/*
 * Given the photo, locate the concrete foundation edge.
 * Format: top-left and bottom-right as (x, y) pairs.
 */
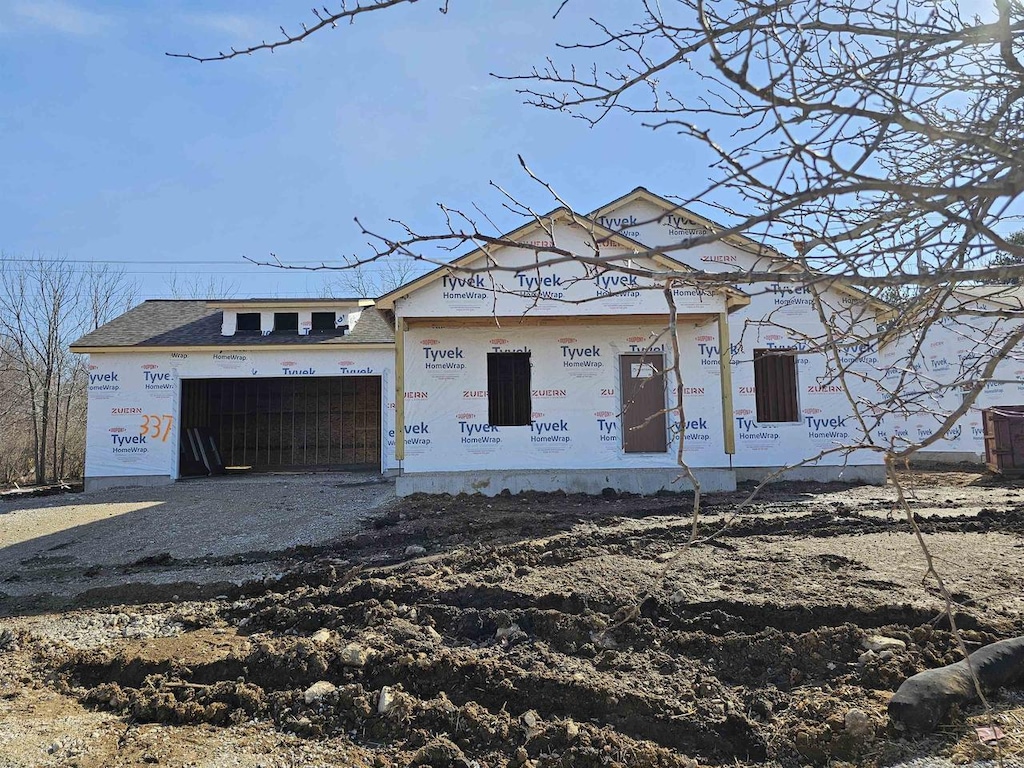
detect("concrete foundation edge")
(734, 465), (887, 485)
(910, 451), (985, 466)
(396, 468), (737, 497)
(84, 475), (174, 492)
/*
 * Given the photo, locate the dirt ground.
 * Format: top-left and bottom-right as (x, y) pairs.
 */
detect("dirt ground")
(2, 467), (1024, 767)
(0, 473), (394, 611)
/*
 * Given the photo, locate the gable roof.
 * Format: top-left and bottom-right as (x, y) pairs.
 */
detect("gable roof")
(591, 186), (781, 260)
(70, 301), (394, 352)
(593, 187), (891, 314)
(375, 206), (750, 311)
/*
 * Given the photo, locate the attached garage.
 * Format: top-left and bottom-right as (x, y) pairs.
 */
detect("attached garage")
(180, 376), (382, 472)
(71, 298), (397, 491)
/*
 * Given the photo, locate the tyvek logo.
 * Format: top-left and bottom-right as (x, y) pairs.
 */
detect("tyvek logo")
(457, 413), (501, 445)
(442, 274), (486, 290)
(530, 417), (570, 444)
(837, 343), (877, 365)
(598, 214), (638, 230)
(388, 421), (431, 447)
(767, 282), (813, 308)
(698, 342), (742, 367)
(594, 272), (639, 294)
(515, 271), (564, 293)
(339, 359), (373, 374)
(671, 417), (711, 444)
(423, 344), (466, 370)
(595, 411), (618, 442)
(562, 343), (602, 369)
(88, 369), (120, 389)
(597, 214), (640, 238)
(805, 415), (849, 437)
(441, 275), (487, 301)
(143, 362), (172, 389)
(281, 361), (315, 375)
(734, 409), (780, 442)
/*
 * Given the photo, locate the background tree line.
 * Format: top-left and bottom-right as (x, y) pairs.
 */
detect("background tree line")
(0, 257), (136, 486)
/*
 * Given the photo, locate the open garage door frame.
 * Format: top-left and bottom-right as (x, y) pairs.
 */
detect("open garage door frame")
(179, 376), (382, 474)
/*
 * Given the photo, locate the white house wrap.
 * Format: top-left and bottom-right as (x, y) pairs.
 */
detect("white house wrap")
(72, 188), (1024, 495)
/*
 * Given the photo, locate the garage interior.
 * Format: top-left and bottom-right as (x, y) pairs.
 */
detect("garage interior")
(179, 377), (382, 474)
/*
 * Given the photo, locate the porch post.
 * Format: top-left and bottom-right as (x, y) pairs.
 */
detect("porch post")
(395, 318), (406, 462)
(717, 312), (736, 455)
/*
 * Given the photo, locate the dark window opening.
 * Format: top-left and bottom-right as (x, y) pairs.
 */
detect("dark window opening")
(236, 312), (261, 332)
(754, 348), (799, 422)
(311, 311), (338, 332)
(273, 312), (299, 332)
(488, 352), (531, 426)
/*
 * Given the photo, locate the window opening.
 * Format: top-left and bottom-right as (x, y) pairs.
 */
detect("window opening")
(311, 312), (337, 332)
(488, 352), (531, 426)
(273, 312), (299, 332)
(236, 313), (261, 332)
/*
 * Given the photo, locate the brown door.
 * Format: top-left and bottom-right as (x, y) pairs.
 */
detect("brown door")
(619, 354), (668, 453)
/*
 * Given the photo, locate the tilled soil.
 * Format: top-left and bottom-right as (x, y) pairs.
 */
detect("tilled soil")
(2, 468), (1024, 767)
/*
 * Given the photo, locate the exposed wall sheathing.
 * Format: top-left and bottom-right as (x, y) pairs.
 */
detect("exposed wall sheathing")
(84, 348), (394, 482)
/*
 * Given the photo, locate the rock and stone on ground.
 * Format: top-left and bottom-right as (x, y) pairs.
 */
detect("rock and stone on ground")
(1, 467), (1024, 766)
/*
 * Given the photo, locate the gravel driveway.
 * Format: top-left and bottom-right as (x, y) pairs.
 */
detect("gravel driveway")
(0, 473), (394, 610)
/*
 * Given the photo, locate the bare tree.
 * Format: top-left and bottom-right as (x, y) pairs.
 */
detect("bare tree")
(164, 272), (238, 299)
(0, 257), (137, 485)
(320, 255), (426, 299)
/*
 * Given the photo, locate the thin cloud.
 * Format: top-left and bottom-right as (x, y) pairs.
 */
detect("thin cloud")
(185, 12), (268, 42)
(7, 0), (112, 36)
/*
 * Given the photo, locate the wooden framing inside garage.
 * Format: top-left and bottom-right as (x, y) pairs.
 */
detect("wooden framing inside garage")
(180, 376), (382, 473)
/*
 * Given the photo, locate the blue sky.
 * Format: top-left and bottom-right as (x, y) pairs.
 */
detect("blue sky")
(0, 0), (1005, 300)
(1, 1), (706, 299)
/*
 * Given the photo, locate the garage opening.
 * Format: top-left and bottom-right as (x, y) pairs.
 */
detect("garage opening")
(179, 377), (381, 475)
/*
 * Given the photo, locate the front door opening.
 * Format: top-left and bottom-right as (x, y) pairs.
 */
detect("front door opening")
(619, 354), (668, 453)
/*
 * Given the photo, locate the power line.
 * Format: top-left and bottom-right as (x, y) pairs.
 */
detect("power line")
(0, 257), (353, 267)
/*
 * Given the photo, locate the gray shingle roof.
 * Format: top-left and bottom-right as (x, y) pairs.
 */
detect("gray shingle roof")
(70, 300), (394, 349)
